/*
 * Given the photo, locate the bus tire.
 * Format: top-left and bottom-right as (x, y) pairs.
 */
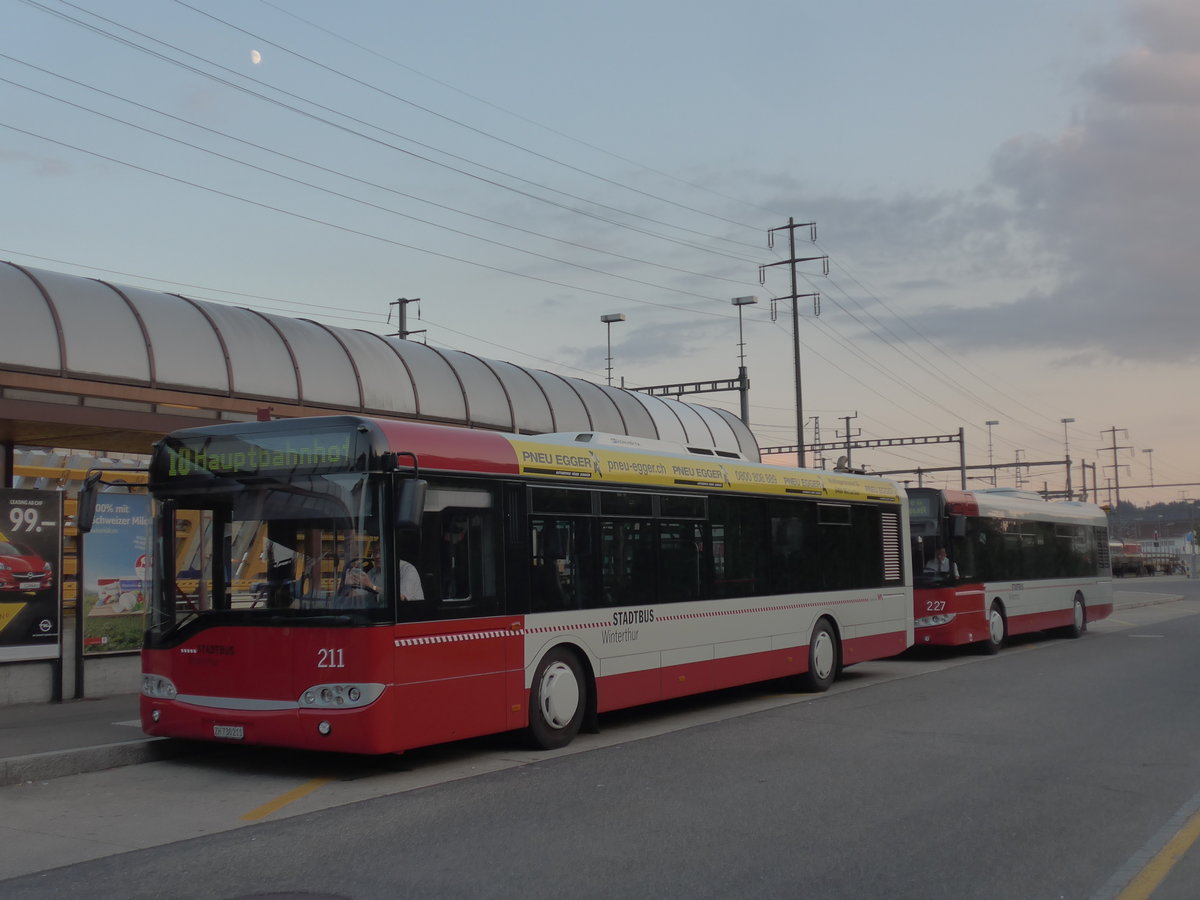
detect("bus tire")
(527, 647), (586, 750)
(1056, 593), (1086, 639)
(979, 601), (1005, 655)
(797, 618), (839, 693)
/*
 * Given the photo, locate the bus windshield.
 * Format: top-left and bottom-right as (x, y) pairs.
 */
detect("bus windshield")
(908, 490), (955, 585)
(152, 471), (389, 635)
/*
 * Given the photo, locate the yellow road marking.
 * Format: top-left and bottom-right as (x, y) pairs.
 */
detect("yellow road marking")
(1115, 806), (1200, 900)
(240, 777), (334, 822)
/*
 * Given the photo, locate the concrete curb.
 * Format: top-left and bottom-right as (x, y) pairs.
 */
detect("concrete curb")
(1115, 593), (1184, 610)
(0, 737), (192, 787)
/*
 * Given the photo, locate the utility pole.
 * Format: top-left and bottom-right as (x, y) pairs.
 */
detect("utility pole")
(957, 427), (967, 489)
(985, 420), (1000, 487)
(759, 219), (828, 468)
(1102, 426), (1133, 528)
(389, 297), (426, 341)
(838, 412), (860, 469)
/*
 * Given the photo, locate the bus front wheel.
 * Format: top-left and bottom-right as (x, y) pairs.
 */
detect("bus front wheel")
(527, 647), (586, 750)
(797, 618), (839, 693)
(979, 601), (1005, 655)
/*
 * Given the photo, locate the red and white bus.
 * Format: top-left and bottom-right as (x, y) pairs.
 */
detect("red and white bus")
(128, 415), (912, 754)
(908, 487), (1113, 652)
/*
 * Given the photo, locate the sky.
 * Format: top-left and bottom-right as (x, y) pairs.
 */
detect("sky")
(2, 0), (1197, 515)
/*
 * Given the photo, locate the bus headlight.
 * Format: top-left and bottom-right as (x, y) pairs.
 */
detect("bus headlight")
(914, 613), (956, 628)
(142, 674), (178, 699)
(298, 683), (385, 709)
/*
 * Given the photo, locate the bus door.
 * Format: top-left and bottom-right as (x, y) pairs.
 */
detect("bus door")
(390, 484), (517, 748)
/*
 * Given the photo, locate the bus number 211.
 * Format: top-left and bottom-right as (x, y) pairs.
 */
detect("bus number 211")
(317, 648), (346, 668)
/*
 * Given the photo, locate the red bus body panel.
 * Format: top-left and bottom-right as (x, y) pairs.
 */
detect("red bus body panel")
(142, 616), (524, 755)
(915, 582), (1115, 648)
(913, 585), (989, 646)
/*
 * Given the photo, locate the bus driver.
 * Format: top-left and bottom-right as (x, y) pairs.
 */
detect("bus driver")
(345, 546), (425, 602)
(925, 547), (959, 578)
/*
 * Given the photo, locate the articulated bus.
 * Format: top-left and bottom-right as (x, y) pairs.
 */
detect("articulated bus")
(908, 487), (1113, 653)
(132, 415), (912, 754)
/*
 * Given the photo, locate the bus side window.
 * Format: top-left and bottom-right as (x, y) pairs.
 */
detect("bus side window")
(600, 519), (655, 606)
(659, 521), (703, 603)
(416, 506), (500, 614)
(530, 518), (594, 611)
(530, 519), (566, 611)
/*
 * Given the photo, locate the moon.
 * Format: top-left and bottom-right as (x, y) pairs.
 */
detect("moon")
(250, 49), (262, 65)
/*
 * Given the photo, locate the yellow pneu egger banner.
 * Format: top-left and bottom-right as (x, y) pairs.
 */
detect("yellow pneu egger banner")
(507, 439), (901, 504)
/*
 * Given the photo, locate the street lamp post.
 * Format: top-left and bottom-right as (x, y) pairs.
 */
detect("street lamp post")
(986, 420), (1000, 486)
(731, 296), (757, 425)
(600, 313), (625, 386)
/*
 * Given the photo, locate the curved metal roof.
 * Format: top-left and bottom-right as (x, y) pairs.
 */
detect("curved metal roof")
(0, 261), (760, 461)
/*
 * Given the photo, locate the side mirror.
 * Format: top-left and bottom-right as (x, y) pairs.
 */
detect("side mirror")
(76, 470), (104, 534)
(396, 479), (427, 529)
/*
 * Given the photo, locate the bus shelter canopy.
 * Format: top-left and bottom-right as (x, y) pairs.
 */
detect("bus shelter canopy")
(0, 261), (759, 461)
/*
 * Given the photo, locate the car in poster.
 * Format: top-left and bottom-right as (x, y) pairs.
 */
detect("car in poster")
(0, 531), (53, 593)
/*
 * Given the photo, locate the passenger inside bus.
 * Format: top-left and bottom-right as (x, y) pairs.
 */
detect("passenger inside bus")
(440, 517), (469, 599)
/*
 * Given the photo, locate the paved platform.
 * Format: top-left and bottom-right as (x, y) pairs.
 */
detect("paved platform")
(0, 587), (1187, 786)
(0, 693), (190, 786)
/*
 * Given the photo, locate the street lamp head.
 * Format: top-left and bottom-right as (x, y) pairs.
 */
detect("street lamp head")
(986, 420), (1000, 427)
(1061, 417), (1075, 425)
(600, 313), (626, 324)
(731, 296), (758, 307)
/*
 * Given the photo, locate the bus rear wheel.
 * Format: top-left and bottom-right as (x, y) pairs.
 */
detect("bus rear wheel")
(797, 618), (839, 693)
(979, 602), (1005, 655)
(527, 647), (586, 750)
(1055, 594), (1086, 639)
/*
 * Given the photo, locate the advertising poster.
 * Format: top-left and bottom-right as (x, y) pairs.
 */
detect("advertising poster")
(0, 488), (63, 662)
(82, 493), (152, 656)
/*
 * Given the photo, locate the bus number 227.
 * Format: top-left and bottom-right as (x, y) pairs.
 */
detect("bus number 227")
(317, 648), (346, 668)
(925, 600), (946, 612)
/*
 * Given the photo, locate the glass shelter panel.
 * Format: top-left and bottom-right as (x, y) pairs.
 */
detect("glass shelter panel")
(122, 286), (229, 392)
(200, 303), (299, 399)
(262, 315), (361, 407)
(38, 269), (151, 381)
(489, 360), (555, 434)
(0, 264), (64, 370)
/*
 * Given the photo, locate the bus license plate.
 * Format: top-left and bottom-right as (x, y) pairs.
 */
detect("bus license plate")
(213, 724), (244, 740)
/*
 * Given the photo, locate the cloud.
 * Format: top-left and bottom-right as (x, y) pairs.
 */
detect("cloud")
(857, 0), (1200, 364)
(0, 150), (69, 177)
(566, 315), (729, 377)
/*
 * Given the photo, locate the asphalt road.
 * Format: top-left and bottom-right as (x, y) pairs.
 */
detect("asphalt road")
(2, 583), (1199, 900)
